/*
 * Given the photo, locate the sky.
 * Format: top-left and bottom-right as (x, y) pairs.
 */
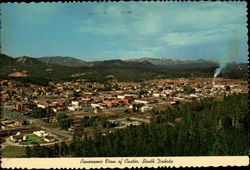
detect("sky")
(0, 2), (248, 62)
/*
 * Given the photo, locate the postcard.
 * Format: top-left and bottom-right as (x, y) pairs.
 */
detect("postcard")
(0, 1), (248, 169)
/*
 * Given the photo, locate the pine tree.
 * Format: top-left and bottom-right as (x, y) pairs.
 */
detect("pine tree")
(25, 146), (32, 157)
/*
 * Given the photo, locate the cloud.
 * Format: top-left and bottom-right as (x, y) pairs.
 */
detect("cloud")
(100, 46), (163, 60)
(77, 2), (246, 39)
(77, 3), (166, 36)
(1, 2), (247, 62)
(165, 2), (247, 31)
(161, 27), (237, 46)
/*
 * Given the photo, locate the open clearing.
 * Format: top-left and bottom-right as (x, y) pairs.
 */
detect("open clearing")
(19, 134), (44, 145)
(1, 145), (26, 158)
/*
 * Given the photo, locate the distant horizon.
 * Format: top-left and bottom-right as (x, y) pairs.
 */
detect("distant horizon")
(1, 2), (248, 62)
(2, 52), (248, 64)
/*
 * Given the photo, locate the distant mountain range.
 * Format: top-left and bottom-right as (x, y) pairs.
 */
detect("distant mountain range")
(36, 56), (219, 69)
(125, 58), (219, 69)
(0, 53), (81, 79)
(0, 54), (47, 67)
(1, 54), (222, 69)
(37, 56), (90, 67)
(0, 53), (247, 81)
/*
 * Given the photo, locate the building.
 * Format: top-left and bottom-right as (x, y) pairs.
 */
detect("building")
(33, 130), (46, 137)
(43, 135), (56, 142)
(1, 120), (24, 129)
(140, 105), (153, 113)
(91, 103), (106, 109)
(81, 97), (93, 103)
(152, 93), (161, 98)
(117, 95), (125, 99)
(134, 99), (151, 105)
(68, 105), (81, 111)
(71, 101), (79, 106)
(9, 132), (26, 143)
(128, 117), (151, 123)
(103, 100), (113, 107)
(37, 103), (48, 109)
(213, 84), (225, 90)
(123, 98), (133, 105)
(10, 134), (23, 143)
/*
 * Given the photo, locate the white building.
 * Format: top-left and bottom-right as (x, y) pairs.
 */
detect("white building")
(152, 93), (161, 98)
(68, 105), (80, 111)
(10, 135), (23, 143)
(37, 104), (47, 109)
(33, 130), (46, 137)
(91, 103), (105, 109)
(117, 95), (125, 99)
(44, 135), (56, 142)
(71, 101), (79, 106)
(140, 105), (153, 113)
(134, 99), (150, 104)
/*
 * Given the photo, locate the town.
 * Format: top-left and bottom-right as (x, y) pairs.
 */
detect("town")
(1, 77), (248, 156)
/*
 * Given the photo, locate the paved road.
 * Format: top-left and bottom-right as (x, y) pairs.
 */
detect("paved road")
(40, 126), (72, 141)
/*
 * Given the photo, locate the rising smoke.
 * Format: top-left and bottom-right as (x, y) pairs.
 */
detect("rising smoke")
(213, 29), (240, 78)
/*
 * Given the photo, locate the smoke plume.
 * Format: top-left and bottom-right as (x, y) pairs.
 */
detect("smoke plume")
(213, 29), (239, 78)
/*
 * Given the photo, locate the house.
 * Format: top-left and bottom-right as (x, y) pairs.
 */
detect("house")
(160, 93), (167, 97)
(91, 103), (106, 109)
(68, 105), (81, 111)
(3, 120), (24, 129)
(167, 100), (180, 106)
(43, 135), (56, 142)
(123, 98), (133, 105)
(152, 93), (161, 98)
(134, 99), (151, 105)
(33, 130), (46, 137)
(94, 107), (103, 113)
(37, 103), (48, 109)
(23, 135), (27, 141)
(9, 132), (25, 143)
(117, 95), (125, 99)
(10, 134), (23, 143)
(52, 108), (58, 113)
(128, 117), (151, 123)
(81, 97), (93, 103)
(71, 101), (79, 106)
(52, 105), (66, 112)
(15, 104), (28, 111)
(212, 84), (226, 91)
(68, 124), (81, 133)
(140, 105), (153, 113)
(103, 100), (113, 107)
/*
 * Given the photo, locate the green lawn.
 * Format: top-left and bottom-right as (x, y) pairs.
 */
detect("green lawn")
(19, 134), (44, 145)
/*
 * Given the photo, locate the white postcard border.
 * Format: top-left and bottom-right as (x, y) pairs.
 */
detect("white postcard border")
(1, 156), (249, 169)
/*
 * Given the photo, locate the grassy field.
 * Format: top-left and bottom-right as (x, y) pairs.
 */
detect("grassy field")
(19, 134), (44, 145)
(1, 146), (26, 158)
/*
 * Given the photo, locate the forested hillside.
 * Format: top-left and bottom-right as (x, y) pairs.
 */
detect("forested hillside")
(26, 94), (248, 157)
(1, 53), (248, 82)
